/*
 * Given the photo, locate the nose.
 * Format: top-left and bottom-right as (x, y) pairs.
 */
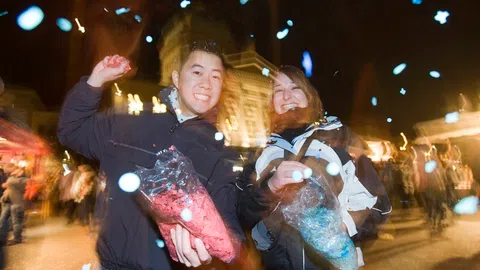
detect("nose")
(200, 76), (212, 90)
(283, 88), (292, 100)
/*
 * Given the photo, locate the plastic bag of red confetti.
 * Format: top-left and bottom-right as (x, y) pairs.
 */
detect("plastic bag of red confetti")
(135, 146), (237, 263)
(106, 56), (131, 70)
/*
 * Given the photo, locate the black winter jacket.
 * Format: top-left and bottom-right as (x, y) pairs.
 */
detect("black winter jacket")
(58, 78), (245, 270)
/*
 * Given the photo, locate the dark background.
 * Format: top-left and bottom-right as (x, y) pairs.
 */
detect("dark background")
(1, 0), (480, 140)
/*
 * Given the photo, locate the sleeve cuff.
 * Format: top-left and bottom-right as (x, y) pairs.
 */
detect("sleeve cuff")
(79, 76), (105, 93)
(258, 176), (282, 201)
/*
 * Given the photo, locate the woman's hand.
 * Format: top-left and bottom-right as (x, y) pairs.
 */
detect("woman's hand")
(267, 161), (311, 193)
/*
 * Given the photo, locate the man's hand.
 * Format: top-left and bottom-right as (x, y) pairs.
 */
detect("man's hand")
(267, 161), (310, 193)
(87, 55), (131, 88)
(170, 224), (212, 267)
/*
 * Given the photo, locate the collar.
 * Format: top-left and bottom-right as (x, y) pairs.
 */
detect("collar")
(158, 86), (197, 123)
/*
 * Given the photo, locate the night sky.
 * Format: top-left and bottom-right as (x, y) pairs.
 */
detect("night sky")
(1, 0), (480, 141)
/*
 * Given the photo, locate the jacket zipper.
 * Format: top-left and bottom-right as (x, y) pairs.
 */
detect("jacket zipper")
(169, 122), (180, 133)
(109, 140), (159, 156)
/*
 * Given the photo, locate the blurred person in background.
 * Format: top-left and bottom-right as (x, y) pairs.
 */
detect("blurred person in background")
(424, 153), (449, 235)
(58, 164), (79, 225)
(0, 169), (6, 200)
(73, 165), (97, 226)
(346, 133), (392, 243)
(0, 166), (28, 245)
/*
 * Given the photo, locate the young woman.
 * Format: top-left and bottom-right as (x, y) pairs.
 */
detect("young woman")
(237, 65), (377, 269)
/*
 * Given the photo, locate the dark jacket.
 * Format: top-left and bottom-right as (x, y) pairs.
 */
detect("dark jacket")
(351, 155), (391, 242)
(4, 176), (27, 208)
(58, 77), (245, 270)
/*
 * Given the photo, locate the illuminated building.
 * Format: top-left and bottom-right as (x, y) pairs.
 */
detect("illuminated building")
(108, 79), (163, 114)
(219, 50), (277, 148)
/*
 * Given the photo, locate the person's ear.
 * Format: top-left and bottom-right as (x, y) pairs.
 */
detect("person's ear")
(172, 70), (180, 89)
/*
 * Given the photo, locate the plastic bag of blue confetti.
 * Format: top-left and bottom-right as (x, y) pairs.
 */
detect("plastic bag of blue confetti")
(281, 174), (358, 270)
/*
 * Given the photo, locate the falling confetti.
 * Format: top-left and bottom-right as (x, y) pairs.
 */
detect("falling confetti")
(134, 14), (142, 23)
(371, 97), (378, 107)
(434, 10), (450, 25)
(287, 20), (293, 26)
(115, 7), (131, 15)
(424, 160), (437, 173)
(262, 67), (270, 77)
(429, 70), (441, 78)
(180, 208), (193, 222)
(17, 5), (44, 31)
(387, 117), (392, 123)
(156, 239), (166, 248)
(0, 11), (8, 17)
(146, 35), (153, 43)
(118, 172), (141, 192)
(56, 18), (72, 32)
(445, 111), (459, 123)
(240, 0), (249, 5)
(180, 0), (191, 8)
(412, 0), (422, 4)
(214, 132), (224, 141)
(326, 162), (340, 176)
(454, 196), (479, 215)
(276, 28), (289, 39)
(303, 167), (313, 178)
(400, 88), (407, 95)
(302, 51), (313, 78)
(393, 63), (407, 75)
(292, 170), (303, 182)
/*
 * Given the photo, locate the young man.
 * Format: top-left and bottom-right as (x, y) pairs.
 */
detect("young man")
(58, 40), (244, 269)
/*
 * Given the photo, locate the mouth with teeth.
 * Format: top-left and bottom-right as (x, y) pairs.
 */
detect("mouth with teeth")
(194, 93), (210, 101)
(283, 103), (297, 111)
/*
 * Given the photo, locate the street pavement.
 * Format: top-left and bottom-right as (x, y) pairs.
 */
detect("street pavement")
(3, 215), (98, 270)
(362, 208), (480, 270)
(3, 208), (480, 270)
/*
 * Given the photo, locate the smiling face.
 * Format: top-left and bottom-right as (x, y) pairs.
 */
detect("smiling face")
(172, 50), (224, 117)
(272, 72), (308, 115)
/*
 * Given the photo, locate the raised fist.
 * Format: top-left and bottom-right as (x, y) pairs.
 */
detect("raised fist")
(87, 55), (131, 88)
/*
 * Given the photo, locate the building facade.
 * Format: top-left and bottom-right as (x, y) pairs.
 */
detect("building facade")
(219, 50), (277, 148)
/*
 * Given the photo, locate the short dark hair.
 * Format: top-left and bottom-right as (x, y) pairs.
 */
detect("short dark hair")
(177, 39), (227, 70)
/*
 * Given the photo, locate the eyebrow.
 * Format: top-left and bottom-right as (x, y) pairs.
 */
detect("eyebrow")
(191, 64), (223, 73)
(191, 64), (204, 69)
